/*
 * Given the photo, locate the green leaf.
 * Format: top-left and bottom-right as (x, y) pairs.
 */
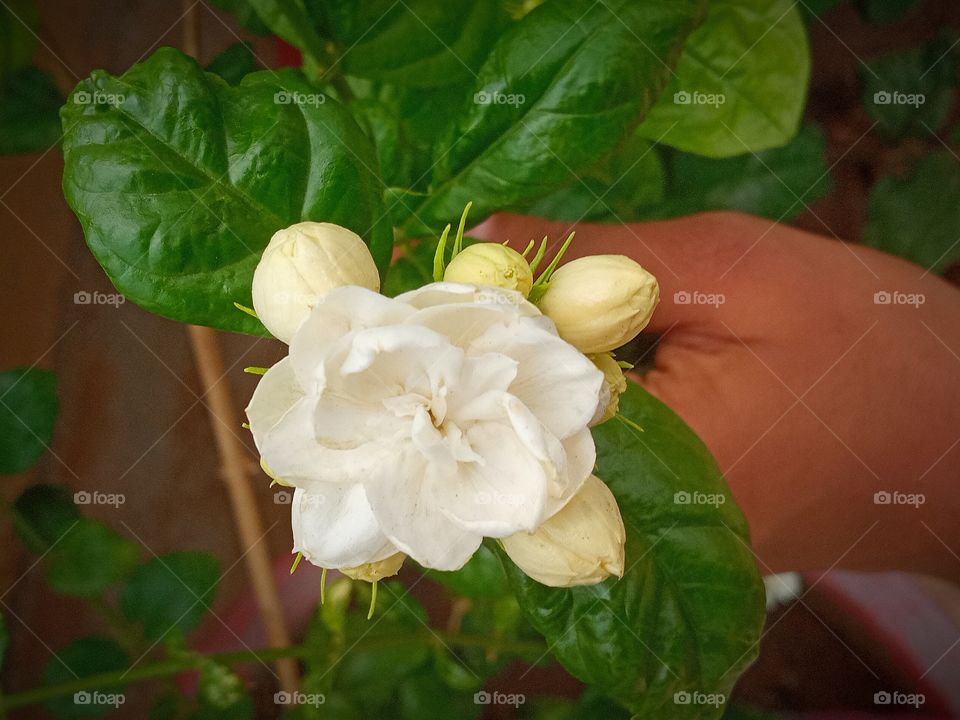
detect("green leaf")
(646, 124), (832, 221)
(120, 551), (220, 640)
(0, 367), (57, 474)
(47, 519), (140, 597)
(12, 484), (79, 552)
(61, 47), (392, 334)
(856, 0), (916, 24)
(41, 637), (128, 719)
(636, 0), (810, 158)
(246, 0), (328, 65)
(428, 543), (509, 598)
(0, 0), (37, 78)
(864, 152), (960, 273)
(206, 41), (258, 86)
(500, 381), (765, 719)
(0, 66), (63, 154)
(860, 36), (957, 140)
(405, 0), (704, 234)
(351, 98), (412, 188)
(396, 671), (481, 720)
(191, 660), (254, 720)
(519, 132), (664, 222)
(315, 0), (508, 88)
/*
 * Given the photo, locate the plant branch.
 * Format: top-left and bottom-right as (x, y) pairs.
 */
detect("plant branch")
(0, 633), (545, 711)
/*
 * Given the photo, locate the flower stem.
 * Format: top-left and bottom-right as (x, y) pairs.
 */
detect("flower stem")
(0, 633), (545, 712)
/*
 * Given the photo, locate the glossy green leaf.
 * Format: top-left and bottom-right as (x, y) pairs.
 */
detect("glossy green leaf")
(428, 543), (509, 598)
(61, 47), (392, 334)
(0, 0), (37, 78)
(47, 519), (140, 597)
(861, 36), (957, 140)
(12, 484), (79, 552)
(405, 0), (704, 234)
(501, 381), (765, 718)
(0, 66), (63, 154)
(41, 637), (128, 719)
(314, 0), (507, 88)
(645, 124), (831, 221)
(520, 133), (664, 222)
(120, 551), (220, 640)
(206, 41), (258, 86)
(637, 0), (810, 158)
(0, 367), (57, 474)
(864, 152), (960, 273)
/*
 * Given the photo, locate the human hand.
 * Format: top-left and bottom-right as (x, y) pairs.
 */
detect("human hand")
(473, 211), (960, 579)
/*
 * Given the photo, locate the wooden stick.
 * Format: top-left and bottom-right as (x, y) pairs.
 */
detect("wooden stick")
(187, 326), (300, 693)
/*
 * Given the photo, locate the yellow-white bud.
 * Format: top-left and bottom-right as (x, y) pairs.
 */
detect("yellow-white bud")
(443, 243), (533, 296)
(537, 255), (658, 353)
(252, 222), (380, 343)
(340, 552), (405, 582)
(502, 475), (625, 587)
(589, 352), (627, 425)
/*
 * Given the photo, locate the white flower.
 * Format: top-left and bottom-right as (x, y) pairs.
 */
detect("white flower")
(247, 282), (603, 572)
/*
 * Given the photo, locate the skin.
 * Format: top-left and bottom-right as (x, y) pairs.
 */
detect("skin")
(473, 211), (960, 581)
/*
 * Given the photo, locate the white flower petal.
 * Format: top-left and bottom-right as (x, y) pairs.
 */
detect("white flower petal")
(245, 357), (303, 439)
(292, 486), (396, 568)
(290, 286), (414, 393)
(437, 415), (550, 536)
(546, 428), (596, 517)
(259, 395), (396, 490)
(471, 319), (603, 439)
(363, 448), (482, 571)
(396, 282), (539, 317)
(336, 325), (463, 405)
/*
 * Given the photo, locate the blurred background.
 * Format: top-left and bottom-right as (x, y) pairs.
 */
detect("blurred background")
(2, 0), (960, 718)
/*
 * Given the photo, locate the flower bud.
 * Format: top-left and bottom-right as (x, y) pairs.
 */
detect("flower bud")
(502, 475), (625, 587)
(588, 352), (626, 425)
(443, 243), (533, 296)
(340, 552), (405, 582)
(537, 255), (658, 353)
(252, 222), (380, 343)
